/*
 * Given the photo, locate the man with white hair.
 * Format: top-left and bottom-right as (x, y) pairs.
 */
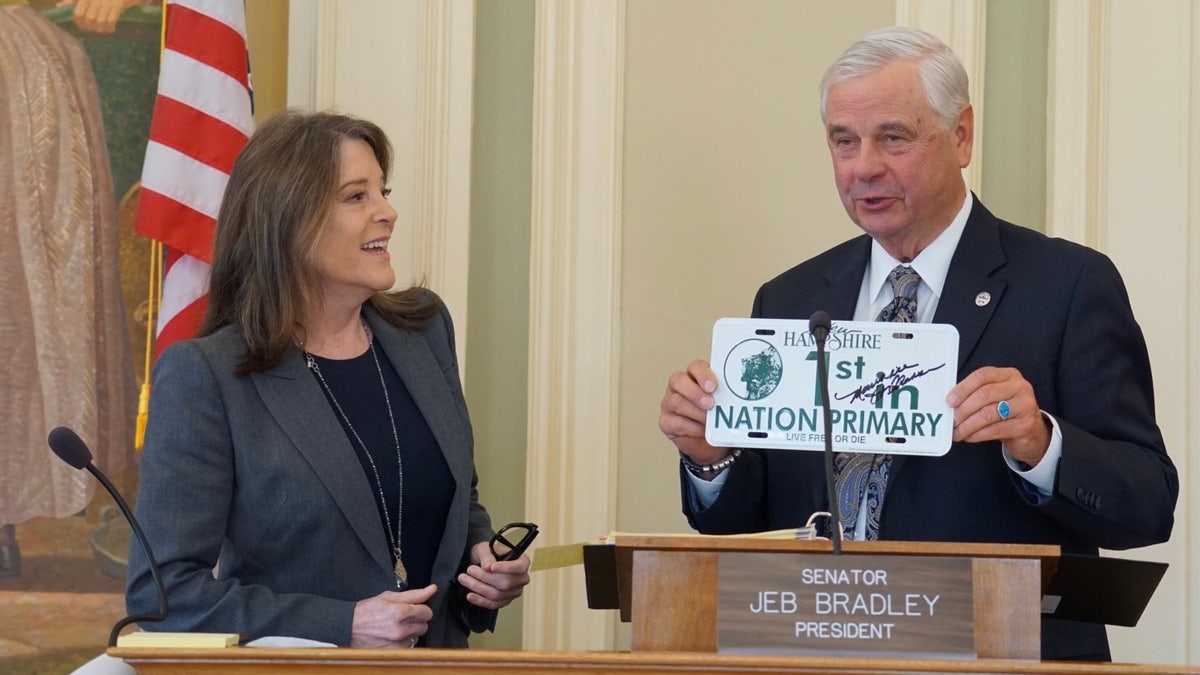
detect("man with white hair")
(659, 26), (1177, 661)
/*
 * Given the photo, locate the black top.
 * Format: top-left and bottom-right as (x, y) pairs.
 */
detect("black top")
(309, 345), (455, 589)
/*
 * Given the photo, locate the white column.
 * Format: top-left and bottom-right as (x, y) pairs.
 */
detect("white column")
(524, 0), (625, 651)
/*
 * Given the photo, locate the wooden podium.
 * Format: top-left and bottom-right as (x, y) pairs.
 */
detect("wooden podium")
(583, 535), (1061, 659)
(108, 535), (1186, 674)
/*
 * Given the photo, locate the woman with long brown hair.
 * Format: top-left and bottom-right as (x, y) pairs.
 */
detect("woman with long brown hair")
(126, 110), (529, 647)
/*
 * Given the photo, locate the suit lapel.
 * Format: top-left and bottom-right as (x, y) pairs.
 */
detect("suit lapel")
(932, 198), (1007, 372)
(887, 199), (1006, 512)
(252, 348), (394, 576)
(820, 236), (872, 320)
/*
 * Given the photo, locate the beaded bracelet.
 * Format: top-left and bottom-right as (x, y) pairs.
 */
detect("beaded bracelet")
(679, 448), (742, 477)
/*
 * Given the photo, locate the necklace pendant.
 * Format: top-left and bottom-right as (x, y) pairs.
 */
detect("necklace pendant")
(393, 552), (408, 587)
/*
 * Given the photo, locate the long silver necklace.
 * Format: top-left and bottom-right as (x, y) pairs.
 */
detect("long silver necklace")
(304, 319), (407, 589)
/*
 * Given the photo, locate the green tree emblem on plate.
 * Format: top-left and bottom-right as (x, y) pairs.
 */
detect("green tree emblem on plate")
(723, 339), (783, 401)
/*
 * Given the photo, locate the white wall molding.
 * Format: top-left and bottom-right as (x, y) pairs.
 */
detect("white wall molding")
(1045, 0), (1197, 665)
(1045, 1), (1107, 247)
(525, 0), (625, 651)
(896, 0), (988, 191)
(285, 0), (338, 111)
(412, 0), (476, 371)
(1186, 6), (1200, 665)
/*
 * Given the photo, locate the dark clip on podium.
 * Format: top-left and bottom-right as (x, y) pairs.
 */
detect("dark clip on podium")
(1041, 552), (1167, 627)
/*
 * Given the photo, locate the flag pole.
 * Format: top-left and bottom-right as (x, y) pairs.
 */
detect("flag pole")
(135, 2), (170, 451)
(135, 241), (161, 450)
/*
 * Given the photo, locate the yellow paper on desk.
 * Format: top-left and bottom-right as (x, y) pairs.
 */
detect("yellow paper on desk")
(530, 542), (585, 571)
(529, 527), (820, 572)
(116, 631), (241, 648)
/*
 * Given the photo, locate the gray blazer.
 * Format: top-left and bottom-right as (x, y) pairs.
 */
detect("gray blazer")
(126, 297), (494, 646)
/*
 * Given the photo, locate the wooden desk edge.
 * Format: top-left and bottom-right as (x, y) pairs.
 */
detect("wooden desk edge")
(108, 647), (1200, 675)
(607, 536), (1060, 559)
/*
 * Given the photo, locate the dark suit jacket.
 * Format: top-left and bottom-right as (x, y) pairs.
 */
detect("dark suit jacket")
(127, 295), (495, 647)
(682, 198), (1178, 660)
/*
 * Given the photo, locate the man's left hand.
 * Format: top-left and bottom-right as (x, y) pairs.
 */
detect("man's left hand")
(947, 366), (1051, 465)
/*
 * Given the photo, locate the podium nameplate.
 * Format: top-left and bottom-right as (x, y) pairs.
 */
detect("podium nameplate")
(718, 552), (975, 657)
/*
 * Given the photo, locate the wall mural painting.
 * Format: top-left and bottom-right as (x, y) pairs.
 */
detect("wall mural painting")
(1, 1), (160, 671)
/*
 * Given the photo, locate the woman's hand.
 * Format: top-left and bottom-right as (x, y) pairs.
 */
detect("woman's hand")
(455, 541), (531, 610)
(350, 584), (436, 647)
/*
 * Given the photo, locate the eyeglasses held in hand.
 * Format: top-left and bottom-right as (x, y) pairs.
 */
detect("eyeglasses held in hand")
(453, 521), (540, 634)
(490, 522), (539, 562)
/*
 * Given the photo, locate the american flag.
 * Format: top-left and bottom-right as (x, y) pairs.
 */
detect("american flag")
(135, 0), (253, 357)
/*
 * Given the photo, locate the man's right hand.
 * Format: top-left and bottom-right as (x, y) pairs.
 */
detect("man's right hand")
(659, 359), (731, 468)
(350, 584), (436, 647)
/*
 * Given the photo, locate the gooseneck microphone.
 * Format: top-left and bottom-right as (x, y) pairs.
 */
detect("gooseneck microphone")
(809, 311), (843, 555)
(47, 426), (168, 646)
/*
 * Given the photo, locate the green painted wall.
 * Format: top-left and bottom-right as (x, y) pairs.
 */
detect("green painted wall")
(465, 0), (534, 649)
(981, 0), (1049, 232)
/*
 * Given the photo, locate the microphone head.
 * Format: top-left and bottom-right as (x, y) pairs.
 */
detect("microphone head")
(48, 426), (93, 470)
(809, 310), (832, 339)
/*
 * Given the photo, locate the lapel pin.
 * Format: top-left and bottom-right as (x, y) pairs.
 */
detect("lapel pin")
(974, 292), (991, 307)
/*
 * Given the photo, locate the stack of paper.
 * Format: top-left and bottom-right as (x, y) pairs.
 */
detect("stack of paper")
(116, 631), (241, 648)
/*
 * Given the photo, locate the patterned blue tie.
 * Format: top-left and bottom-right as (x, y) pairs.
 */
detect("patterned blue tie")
(833, 265), (920, 540)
